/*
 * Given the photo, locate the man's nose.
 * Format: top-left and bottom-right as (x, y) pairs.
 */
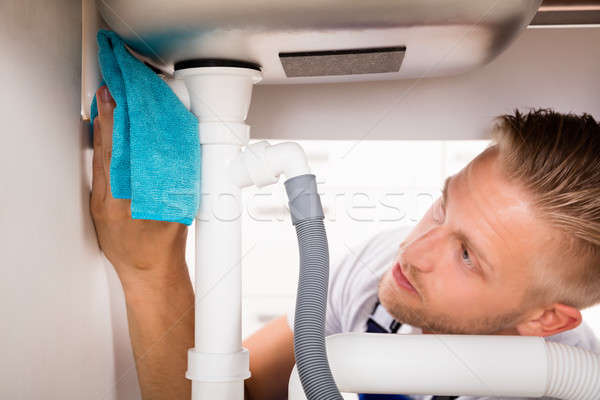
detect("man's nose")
(402, 226), (446, 273)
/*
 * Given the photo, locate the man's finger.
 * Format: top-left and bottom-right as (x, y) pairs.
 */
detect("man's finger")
(94, 85), (131, 214)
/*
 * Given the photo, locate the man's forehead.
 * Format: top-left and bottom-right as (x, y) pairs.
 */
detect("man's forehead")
(464, 146), (533, 221)
(451, 148), (550, 276)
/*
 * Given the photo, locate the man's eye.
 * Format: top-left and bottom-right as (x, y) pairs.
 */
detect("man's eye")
(461, 244), (473, 268)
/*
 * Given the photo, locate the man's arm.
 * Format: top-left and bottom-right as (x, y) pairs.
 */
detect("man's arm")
(91, 86), (194, 399)
(90, 85), (296, 399)
(122, 269), (194, 399)
(243, 316), (296, 400)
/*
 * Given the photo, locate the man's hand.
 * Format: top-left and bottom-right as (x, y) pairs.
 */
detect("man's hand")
(90, 85), (194, 399)
(90, 85), (188, 290)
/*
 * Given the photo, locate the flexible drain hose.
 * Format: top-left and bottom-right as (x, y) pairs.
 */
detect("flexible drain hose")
(546, 341), (600, 399)
(285, 174), (344, 400)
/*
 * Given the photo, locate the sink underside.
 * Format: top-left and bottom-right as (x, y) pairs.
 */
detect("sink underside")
(97, 0), (542, 84)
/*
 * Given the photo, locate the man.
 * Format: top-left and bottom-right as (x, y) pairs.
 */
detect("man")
(91, 85), (600, 400)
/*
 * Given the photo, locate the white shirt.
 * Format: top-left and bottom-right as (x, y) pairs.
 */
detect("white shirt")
(287, 226), (600, 400)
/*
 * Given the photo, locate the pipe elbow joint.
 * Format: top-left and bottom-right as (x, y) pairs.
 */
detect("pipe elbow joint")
(267, 142), (310, 180)
(229, 141), (311, 188)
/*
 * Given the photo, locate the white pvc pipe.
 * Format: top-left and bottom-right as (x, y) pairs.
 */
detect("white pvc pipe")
(165, 77), (190, 110)
(174, 66), (261, 400)
(170, 66), (315, 400)
(288, 333), (600, 400)
(193, 143), (243, 352)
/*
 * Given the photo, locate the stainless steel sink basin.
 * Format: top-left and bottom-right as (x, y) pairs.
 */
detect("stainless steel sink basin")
(97, 0), (542, 84)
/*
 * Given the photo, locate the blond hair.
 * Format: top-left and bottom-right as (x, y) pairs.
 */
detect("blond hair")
(491, 109), (600, 310)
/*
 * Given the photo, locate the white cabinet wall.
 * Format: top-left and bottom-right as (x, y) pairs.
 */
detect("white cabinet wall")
(0, 1), (140, 399)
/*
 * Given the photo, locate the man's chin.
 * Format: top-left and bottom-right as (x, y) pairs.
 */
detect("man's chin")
(378, 275), (427, 329)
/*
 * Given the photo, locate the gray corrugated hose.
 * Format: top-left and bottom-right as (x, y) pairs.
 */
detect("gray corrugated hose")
(285, 174), (344, 400)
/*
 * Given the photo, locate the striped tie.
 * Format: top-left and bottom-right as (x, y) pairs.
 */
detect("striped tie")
(358, 301), (458, 400)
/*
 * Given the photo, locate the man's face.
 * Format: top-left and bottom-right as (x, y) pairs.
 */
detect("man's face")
(378, 146), (561, 334)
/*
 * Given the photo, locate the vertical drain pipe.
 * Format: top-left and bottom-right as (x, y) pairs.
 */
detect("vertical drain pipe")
(174, 61), (262, 400)
(172, 61), (342, 400)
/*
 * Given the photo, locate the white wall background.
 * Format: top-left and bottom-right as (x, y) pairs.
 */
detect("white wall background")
(0, 1), (139, 399)
(248, 27), (600, 141)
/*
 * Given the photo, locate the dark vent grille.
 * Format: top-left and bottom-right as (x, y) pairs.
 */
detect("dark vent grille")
(279, 46), (406, 78)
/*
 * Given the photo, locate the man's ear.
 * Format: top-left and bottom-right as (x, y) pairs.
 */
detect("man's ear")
(515, 303), (582, 337)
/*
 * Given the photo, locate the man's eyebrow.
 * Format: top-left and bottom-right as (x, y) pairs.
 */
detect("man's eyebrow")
(441, 175), (495, 275)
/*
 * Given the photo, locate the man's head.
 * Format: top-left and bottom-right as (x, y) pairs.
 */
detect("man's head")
(378, 109), (600, 336)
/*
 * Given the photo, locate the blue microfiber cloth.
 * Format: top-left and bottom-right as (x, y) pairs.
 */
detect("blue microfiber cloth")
(91, 30), (200, 225)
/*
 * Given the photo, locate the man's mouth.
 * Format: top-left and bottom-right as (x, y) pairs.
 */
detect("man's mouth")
(392, 261), (418, 295)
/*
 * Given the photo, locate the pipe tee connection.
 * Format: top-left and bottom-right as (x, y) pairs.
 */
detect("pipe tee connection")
(229, 141), (311, 188)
